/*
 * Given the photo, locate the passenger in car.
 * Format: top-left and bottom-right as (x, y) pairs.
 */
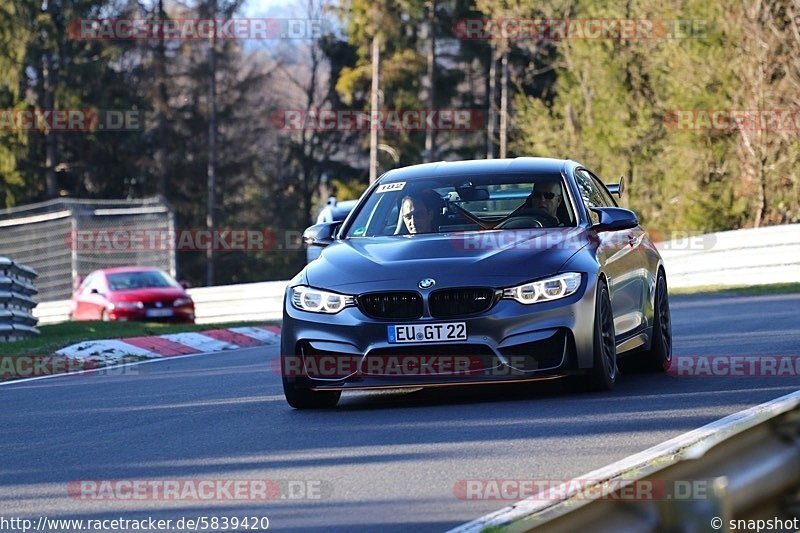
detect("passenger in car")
(398, 190), (442, 234)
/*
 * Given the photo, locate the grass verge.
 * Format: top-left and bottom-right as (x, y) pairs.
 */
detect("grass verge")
(669, 282), (800, 297)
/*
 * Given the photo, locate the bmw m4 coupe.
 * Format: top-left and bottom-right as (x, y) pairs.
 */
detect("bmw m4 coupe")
(281, 158), (672, 408)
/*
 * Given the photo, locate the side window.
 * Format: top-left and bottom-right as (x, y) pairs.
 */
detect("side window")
(80, 273), (95, 294)
(586, 171), (617, 208)
(86, 274), (105, 294)
(574, 169), (608, 224)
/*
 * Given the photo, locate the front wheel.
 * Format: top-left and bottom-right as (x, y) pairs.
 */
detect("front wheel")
(281, 356), (341, 409)
(579, 280), (618, 391)
(641, 271), (672, 372)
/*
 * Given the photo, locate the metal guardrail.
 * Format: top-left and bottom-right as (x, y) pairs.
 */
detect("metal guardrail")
(658, 223), (800, 288)
(33, 280), (288, 325)
(0, 257), (40, 341)
(451, 390), (800, 532)
(31, 224), (800, 324)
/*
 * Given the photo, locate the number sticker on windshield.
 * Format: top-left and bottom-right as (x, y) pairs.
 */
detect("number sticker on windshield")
(376, 182), (405, 193)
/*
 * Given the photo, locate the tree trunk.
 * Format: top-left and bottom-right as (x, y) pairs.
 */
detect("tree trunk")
(369, 34), (380, 182)
(43, 50), (58, 198)
(486, 46), (496, 159)
(206, 0), (218, 286)
(499, 51), (508, 159)
(154, 0), (169, 197)
(424, 0), (436, 162)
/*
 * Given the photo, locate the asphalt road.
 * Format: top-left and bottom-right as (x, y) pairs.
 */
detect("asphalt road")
(1, 292), (799, 532)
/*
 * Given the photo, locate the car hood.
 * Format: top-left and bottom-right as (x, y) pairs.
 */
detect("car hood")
(109, 287), (188, 302)
(305, 228), (589, 291)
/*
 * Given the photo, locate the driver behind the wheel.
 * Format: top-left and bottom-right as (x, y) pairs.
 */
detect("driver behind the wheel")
(524, 181), (564, 223)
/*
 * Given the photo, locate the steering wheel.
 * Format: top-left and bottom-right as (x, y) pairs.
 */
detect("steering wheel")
(495, 208), (559, 229)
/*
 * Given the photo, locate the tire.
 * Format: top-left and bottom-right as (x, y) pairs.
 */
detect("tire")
(581, 280), (618, 391)
(641, 271), (672, 372)
(281, 356), (341, 409)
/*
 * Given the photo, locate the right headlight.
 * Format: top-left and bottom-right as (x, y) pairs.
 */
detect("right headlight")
(290, 286), (355, 314)
(502, 272), (582, 304)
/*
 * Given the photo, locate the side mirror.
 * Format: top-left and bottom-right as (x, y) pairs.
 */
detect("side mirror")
(591, 207), (638, 232)
(303, 222), (340, 248)
(90, 288), (100, 295)
(605, 177), (624, 198)
(179, 280), (191, 290)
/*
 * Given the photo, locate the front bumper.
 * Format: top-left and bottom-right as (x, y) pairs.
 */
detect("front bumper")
(280, 276), (599, 390)
(109, 306), (195, 323)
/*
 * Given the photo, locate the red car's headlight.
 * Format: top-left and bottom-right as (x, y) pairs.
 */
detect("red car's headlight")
(173, 297), (193, 307)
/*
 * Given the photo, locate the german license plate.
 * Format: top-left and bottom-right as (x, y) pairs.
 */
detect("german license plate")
(145, 308), (174, 318)
(388, 322), (467, 343)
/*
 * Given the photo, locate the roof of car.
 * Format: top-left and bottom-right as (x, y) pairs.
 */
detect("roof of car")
(378, 157), (580, 181)
(97, 266), (163, 274)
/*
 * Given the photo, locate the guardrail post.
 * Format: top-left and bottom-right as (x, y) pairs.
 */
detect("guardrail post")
(0, 256), (40, 342)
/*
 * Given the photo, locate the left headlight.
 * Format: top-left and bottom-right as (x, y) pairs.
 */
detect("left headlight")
(290, 286), (355, 314)
(502, 272), (582, 304)
(173, 297), (193, 307)
(113, 301), (144, 310)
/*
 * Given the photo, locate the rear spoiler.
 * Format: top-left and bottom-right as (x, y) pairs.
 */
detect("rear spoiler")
(605, 176), (624, 198)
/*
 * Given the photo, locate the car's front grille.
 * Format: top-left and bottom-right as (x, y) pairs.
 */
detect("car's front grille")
(429, 288), (498, 317)
(358, 292), (423, 320)
(143, 300), (173, 309)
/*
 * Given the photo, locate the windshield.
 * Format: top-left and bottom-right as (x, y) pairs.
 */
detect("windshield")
(107, 270), (179, 291)
(345, 173), (576, 237)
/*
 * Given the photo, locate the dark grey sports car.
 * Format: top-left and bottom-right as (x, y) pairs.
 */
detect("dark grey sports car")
(280, 158), (672, 408)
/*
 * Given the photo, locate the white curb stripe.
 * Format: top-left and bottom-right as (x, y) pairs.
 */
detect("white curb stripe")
(159, 332), (237, 352)
(229, 326), (281, 344)
(56, 339), (157, 359)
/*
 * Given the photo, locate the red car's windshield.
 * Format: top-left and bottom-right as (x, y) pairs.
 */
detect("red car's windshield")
(106, 271), (178, 291)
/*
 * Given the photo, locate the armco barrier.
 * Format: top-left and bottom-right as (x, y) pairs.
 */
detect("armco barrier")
(33, 280), (288, 325)
(658, 223), (800, 288)
(450, 390), (800, 532)
(32, 223), (800, 325)
(0, 257), (40, 341)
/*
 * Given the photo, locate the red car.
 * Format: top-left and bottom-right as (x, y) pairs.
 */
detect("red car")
(70, 267), (195, 323)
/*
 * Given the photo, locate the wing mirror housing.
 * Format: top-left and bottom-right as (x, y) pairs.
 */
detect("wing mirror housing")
(303, 222), (341, 248)
(591, 207), (638, 232)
